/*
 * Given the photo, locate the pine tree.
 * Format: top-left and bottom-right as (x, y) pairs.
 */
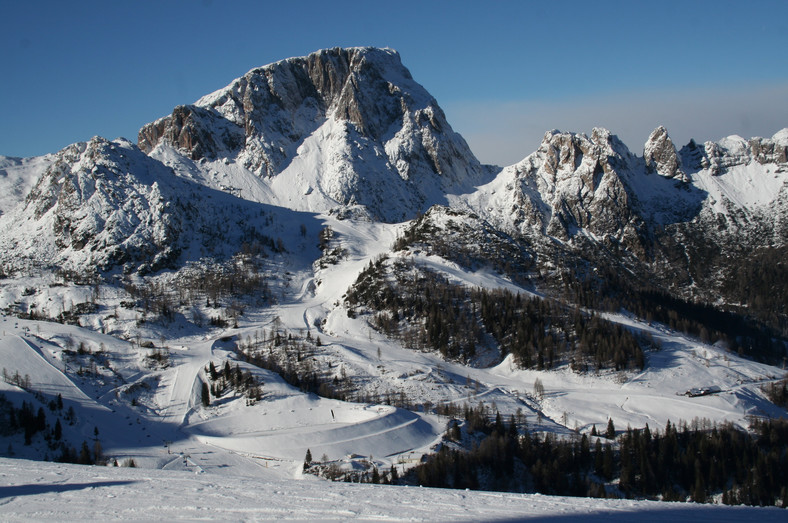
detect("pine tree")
(605, 418), (616, 439)
(78, 441), (92, 465)
(533, 378), (545, 400)
(602, 443), (614, 480)
(692, 464), (706, 503)
(36, 407), (46, 432)
(93, 440), (103, 464)
(594, 438), (603, 476)
(304, 448), (312, 470)
(201, 382), (210, 407)
(449, 421), (461, 441)
(494, 411), (504, 435)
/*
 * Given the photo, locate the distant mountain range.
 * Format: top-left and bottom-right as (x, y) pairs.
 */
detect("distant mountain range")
(2, 47), (785, 343)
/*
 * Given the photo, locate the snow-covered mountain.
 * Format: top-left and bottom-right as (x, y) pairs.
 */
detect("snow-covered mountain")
(0, 47), (786, 513)
(0, 136), (316, 276)
(452, 125), (788, 244)
(139, 47), (492, 222)
(442, 125), (788, 321)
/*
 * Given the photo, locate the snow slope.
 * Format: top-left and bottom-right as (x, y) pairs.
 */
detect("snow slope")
(0, 154), (54, 217)
(1, 457), (785, 522)
(1, 211), (784, 472)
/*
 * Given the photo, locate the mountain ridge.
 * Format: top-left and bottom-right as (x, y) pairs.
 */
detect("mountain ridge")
(2, 47), (786, 333)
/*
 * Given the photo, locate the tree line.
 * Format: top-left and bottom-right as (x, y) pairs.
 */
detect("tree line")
(233, 327), (421, 409)
(403, 406), (788, 508)
(0, 391), (100, 465)
(565, 262), (786, 365)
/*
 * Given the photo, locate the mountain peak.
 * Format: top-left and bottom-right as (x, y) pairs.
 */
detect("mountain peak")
(139, 46), (422, 170)
(644, 126), (687, 182)
(138, 46), (488, 221)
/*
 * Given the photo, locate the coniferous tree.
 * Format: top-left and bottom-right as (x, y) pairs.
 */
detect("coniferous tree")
(66, 406), (76, 425)
(602, 443), (614, 480)
(594, 438), (604, 476)
(605, 418), (616, 439)
(78, 441), (92, 465)
(201, 382), (210, 407)
(93, 440), (103, 464)
(36, 407), (46, 432)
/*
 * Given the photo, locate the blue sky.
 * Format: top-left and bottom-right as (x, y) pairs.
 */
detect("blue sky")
(2, 0), (787, 165)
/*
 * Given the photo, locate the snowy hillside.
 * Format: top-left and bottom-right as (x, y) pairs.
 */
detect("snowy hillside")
(0, 46), (786, 514)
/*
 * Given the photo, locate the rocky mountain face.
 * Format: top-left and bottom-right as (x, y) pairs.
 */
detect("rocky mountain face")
(438, 125), (788, 343)
(458, 128), (646, 247)
(644, 126), (687, 181)
(0, 137), (298, 276)
(0, 137), (184, 274)
(139, 47), (491, 222)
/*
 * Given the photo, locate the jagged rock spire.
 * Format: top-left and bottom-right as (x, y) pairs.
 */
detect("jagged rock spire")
(644, 126), (687, 182)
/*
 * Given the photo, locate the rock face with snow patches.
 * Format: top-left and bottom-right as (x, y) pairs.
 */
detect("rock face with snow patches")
(139, 47), (491, 222)
(644, 126), (686, 181)
(459, 127), (645, 245)
(0, 137), (292, 274)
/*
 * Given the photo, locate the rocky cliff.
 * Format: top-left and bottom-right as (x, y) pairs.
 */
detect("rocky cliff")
(139, 47), (491, 221)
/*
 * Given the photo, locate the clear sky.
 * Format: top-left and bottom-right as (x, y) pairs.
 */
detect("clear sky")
(2, 0), (787, 165)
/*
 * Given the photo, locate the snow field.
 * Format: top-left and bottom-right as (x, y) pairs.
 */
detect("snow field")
(1, 457), (785, 522)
